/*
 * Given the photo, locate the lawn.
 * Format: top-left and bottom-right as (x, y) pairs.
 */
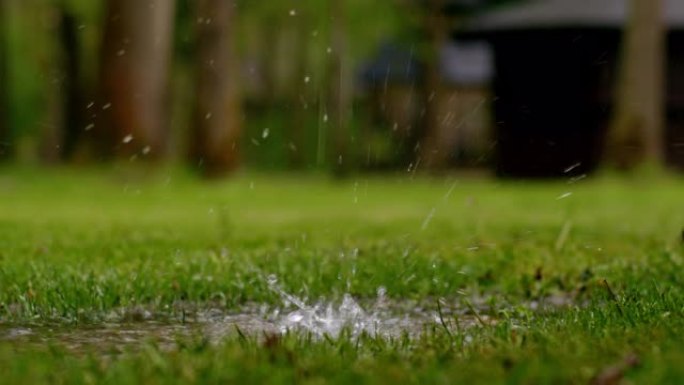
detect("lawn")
(1, 167), (684, 384)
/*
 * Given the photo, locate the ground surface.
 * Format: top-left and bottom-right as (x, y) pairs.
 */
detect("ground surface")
(1, 167), (684, 384)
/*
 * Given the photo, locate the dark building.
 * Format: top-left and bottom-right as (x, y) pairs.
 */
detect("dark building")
(466, 0), (684, 177)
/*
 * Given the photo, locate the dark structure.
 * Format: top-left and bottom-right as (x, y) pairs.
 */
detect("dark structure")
(466, 0), (684, 177)
(668, 30), (684, 169)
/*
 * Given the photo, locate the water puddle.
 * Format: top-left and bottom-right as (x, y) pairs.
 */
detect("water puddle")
(0, 322), (198, 353)
(1, 277), (571, 353)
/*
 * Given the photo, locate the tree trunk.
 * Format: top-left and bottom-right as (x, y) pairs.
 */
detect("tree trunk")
(419, 0), (449, 170)
(189, 0), (242, 177)
(328, 0), (352, 177)
(288, 11), (309, 169)
(39, 6), (83, 163)
(59, 10), (83, 161)
(606, 0), (665, 169)
(0, 0), (10, 161)
(97, 0), (175, 160)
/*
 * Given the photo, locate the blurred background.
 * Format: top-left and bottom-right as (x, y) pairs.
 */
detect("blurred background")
(0, 0), (680, 179)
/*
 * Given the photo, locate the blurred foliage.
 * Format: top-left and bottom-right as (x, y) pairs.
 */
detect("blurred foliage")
(1, 0), (525, 167)
(3, 0), (411, 165)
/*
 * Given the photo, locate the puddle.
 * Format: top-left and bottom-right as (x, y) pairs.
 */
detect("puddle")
(1, 298), (487, 353)
(0, 322), (198, 353)
(0, 306), (487, 354)
(0, 277), (572, 353)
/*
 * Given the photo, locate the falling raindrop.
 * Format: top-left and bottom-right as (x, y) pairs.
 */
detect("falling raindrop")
(377, 286), (387, 298)
(556, 192), (573, 200)
(122, 134), (133, 144)
(262, 128), (270, 139)
(564, 162), (581, 173)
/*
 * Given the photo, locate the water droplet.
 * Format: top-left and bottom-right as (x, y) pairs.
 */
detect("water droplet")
(377, 286), (387, 298)
(122, 135), (133, 144)
(287, 312), (303, 323)
(564, 162), (581, 173)
(556, 192), (573, 200)
(262, 128), (270, 139)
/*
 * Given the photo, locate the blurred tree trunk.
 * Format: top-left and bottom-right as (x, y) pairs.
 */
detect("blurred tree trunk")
(39, 6), (82, 163)
(419, 0), (449, 170)
(328, 0), (352, 177)
(0, 0), (10, 161)
(189, 0), (242, 177)
(97, 0), (175, 160)
(288, 11), (309, 169)
(606, 0), (665, 169)
(59, 10), (83, 161)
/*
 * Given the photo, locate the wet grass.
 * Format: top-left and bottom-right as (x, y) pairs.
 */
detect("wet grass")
(1, 167), (684, 384)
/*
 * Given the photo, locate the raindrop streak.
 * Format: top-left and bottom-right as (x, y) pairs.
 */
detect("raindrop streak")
(421, 208), (436, 231)
(556, 192), (573, 200)
(564, 162), (581, 173)
(122, 135), (133, 144)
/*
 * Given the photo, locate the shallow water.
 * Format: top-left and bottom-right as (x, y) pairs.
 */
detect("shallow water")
(1, 322), (198, 353)
(0, 298), (486, 353)
(0, 280), (571, 353)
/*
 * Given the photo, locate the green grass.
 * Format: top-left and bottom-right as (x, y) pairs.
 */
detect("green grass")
(1, 167), (684, 384)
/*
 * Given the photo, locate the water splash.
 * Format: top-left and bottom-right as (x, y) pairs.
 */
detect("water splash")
(266, 275), (407, 338)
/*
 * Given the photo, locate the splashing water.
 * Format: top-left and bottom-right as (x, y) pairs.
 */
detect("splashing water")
(266, 275), (409, 338)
